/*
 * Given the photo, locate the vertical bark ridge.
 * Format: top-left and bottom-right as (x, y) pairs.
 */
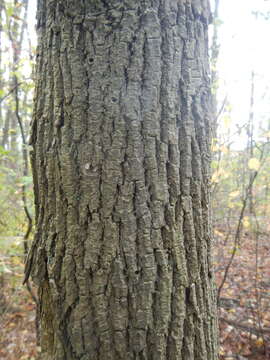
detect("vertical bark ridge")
(27, 0), (218, 359)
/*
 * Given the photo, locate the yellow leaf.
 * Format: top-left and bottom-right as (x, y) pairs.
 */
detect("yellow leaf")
(11, 256), (22, 266)
(242, 216), (250, 228)
(248, 158), (260, 171)
(222, 114), (232, 129)
(211, 171), (220, 183)
(228, 202), (234, 209)
(229, 190), (240, 198)
(8, 129), (17, 135)
(220, 145), (229, 154)
(219, 347), (225, 356)
(255, 337), (264, 347)
(211, 144), (219, 152)
(214, 229), (224, 237)
(211, 138), (219, 152)
(211, 169), (229, 184)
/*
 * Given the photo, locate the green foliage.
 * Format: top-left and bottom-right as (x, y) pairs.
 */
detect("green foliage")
(0, 0), (34, 241)
(0, 148), (34, 237)
(212, 139), (270, 229)
(5, 3), (14, 18)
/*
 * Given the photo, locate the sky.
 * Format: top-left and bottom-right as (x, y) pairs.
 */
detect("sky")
(27, 0), (270, 144)
(210, 0), (270, 143)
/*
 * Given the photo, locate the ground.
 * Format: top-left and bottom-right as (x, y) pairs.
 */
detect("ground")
(0, 237), (38, 360)
(214, 227), (270, 359)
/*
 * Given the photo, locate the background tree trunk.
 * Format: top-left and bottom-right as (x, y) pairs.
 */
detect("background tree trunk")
(26, 0), (218, 359)
(0, 0), (3, 132)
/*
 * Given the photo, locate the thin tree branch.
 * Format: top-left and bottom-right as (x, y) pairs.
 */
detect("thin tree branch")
(0, 82), (23, 103)
(217, 148), (266, 303)
(220, 317), (270, 336)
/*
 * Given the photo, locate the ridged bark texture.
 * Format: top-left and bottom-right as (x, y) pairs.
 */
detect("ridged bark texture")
(27, 0), (218, 359)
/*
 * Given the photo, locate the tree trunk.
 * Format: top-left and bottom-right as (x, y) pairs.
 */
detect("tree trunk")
(26, 1), (218, 359)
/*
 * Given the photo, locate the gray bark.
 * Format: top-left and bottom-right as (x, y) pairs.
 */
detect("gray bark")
(26, 0), (218, 359)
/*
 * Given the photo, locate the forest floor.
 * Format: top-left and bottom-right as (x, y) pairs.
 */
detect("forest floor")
(0, 237), (38, 360)
(0, 233), (270, 359)
(214, 226), (270, 360)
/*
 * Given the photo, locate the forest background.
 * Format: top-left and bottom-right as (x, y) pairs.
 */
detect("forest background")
(0, 0), (270, 359)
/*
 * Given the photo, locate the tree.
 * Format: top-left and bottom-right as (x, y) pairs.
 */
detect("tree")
(25, 1), (218, 359)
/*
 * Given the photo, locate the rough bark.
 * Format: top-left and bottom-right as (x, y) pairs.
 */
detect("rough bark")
(26, 0), (218, 359)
